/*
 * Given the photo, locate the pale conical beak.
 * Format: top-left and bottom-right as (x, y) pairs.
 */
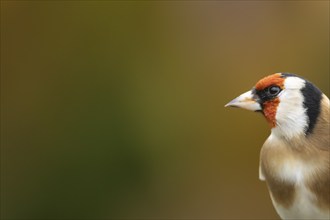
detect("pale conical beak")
(225, 90), (262, 111)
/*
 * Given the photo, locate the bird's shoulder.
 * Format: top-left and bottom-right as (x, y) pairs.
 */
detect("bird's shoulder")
(259, 129), (330, 219)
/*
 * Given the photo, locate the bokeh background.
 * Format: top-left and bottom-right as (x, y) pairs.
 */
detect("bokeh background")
(1, 1), (329, 219)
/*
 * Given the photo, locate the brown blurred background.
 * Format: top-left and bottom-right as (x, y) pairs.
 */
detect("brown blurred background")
(1, 1), (329, 219)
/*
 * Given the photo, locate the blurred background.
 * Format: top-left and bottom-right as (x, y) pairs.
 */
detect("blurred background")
(1, 1), (329, 219)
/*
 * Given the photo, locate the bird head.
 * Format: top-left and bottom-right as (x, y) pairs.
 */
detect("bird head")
(225, 73), (323, 139)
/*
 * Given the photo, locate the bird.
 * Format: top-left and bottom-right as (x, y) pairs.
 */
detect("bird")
(225, 73), (329, 219)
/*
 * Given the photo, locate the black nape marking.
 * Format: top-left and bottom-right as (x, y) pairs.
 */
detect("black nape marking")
(279, 72), (322, 134)
(301, 81), (322, 135)
(281, 72), (299, 78)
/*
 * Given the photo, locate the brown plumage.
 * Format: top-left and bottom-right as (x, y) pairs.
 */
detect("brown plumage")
(226, 73), (330, 219)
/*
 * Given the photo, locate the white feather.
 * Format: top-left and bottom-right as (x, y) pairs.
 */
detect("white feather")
(263, 134), (330, 219)
(271, 184), (330, 219)
(272, 77), (308, 140)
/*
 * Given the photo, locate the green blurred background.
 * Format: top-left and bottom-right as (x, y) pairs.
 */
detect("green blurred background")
(1, 1), (329, 219)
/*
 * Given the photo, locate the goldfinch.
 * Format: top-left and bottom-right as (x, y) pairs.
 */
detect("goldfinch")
(225, 73), (329, 219)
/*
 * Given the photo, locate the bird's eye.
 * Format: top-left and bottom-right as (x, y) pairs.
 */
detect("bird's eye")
(268, 86), (281, 96)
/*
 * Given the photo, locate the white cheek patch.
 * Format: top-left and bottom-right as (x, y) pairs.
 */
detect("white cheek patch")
(283, 77), (306, 90)
(272, 77), (308, 139)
